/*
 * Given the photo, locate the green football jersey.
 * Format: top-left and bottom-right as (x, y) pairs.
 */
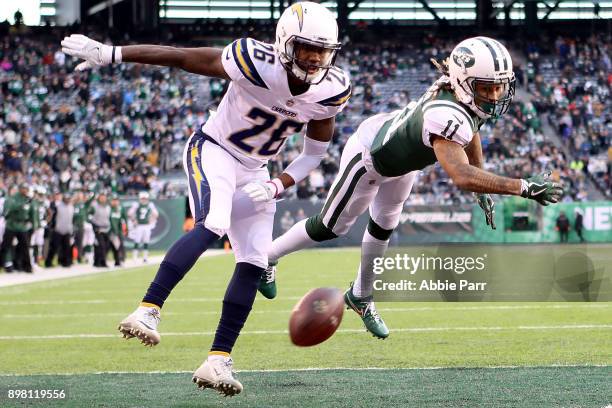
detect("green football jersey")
(134, 203), (156, 225)
(110, 206), (128, 236)
(370, 85), (484, 177)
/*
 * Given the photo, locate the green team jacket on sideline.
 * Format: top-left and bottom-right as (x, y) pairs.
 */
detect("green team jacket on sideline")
(3, 193), (38, 232)
(73, 193), (95, 229)
(110, 206), (128, 236)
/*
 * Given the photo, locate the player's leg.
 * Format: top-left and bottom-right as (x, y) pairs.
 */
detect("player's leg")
(83, 223), (95, 265)
(16, 231), (32, 273)
(119, 135), (236, 346)
(29, 230), (37, 265)
(193, 170), (274, 396)
(142, 227), (151, 262)
(345, 171), (418, 339)
(261, 136), (376, 299)
(0, 230), (15, 272)
(132, 226), (143, 261)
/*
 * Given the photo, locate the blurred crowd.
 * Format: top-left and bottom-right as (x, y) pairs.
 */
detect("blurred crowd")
(1, 28), (610, 219)
(528, 35), (611, 198)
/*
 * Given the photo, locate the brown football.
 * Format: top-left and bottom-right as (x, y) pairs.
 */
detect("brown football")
(289, 287), (344, 347)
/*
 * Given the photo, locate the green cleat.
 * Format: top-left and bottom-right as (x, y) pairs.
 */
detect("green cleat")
(344, 284), (389, 339)
(258, 262), (277, 299)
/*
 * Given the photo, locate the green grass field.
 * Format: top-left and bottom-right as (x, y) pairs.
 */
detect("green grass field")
(0, 248), (610, 407)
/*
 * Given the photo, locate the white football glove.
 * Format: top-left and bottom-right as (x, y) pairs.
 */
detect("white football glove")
(242, 179), (284, 203)
(61, 34), (121, 71)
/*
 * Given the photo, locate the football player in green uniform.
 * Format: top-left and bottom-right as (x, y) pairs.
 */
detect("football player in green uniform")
(260, 37), (563, 338)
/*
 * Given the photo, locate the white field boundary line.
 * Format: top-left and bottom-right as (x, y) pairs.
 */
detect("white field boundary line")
(0, 364), (610, 377)
(0, 325), (611, 340)
(0, 250), (227, 288)
(0, 297), (306, 305)
(1, 304), (610, 319)
(1, 297), (612, 306)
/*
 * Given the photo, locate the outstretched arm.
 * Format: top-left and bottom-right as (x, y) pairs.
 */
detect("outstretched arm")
(61, 34), (228, 79)
(432, 135), (563, 205)
(121, 45), (228, 79)
(433, 135), (521, 195)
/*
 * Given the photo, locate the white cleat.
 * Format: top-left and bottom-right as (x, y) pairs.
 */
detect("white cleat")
(117, 306), (161, 347)
(192, 356), (243, 397)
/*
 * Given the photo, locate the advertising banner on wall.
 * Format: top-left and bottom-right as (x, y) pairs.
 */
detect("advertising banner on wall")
(274, 200), (612, 245)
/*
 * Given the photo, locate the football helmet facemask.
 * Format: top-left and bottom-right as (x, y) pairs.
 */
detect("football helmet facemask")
(275, 2), (341, 85)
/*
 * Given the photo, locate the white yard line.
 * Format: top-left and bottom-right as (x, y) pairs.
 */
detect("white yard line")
(0, 364), (609, 377)
(0, 250), (227, 288)
(1, 303), (609, 319)
(0, 324), (610, 340)
(0, 296), (303, 305)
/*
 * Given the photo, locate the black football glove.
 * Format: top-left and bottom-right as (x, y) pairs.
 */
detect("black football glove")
(520, 171), (564, 206)
(476, 194), (496, 230)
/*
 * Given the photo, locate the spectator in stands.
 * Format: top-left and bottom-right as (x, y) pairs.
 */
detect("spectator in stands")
(279, 211), (294, 234)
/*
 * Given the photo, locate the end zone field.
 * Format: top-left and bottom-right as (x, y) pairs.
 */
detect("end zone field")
(0, 248), (610, 407)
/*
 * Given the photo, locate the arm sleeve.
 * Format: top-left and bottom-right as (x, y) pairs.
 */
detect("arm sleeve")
(282, 136), (330, 184)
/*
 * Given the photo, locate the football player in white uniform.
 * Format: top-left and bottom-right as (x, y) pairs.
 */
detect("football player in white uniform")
(259, 37), (564, 338)
(128, 192), (158, 263)
(62, 1), (350, 396)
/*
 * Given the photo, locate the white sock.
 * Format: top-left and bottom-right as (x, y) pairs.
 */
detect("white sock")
(353, 229), (389, 298)
(133, 250), (139, 260)
(86, 251), (94, 265)
(268, 219), (316, 264)
(143, 250), (148, 261)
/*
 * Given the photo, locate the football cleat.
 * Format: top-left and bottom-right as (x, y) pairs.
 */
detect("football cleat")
(344, 283), (389, 339)
(257, 262), (277, 299)
(117, 306), (161, 347)
(193, 356), (243, 396)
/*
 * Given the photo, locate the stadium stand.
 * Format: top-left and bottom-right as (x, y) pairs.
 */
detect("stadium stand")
(1, 28), (610, 207)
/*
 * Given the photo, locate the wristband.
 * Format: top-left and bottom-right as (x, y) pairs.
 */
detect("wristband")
(113, 46), (122, 64)
(267, 178), (285, 198)
(519, 179), (528, 196)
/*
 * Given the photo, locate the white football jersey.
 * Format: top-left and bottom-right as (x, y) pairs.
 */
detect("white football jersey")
(201, 37), (351, 169)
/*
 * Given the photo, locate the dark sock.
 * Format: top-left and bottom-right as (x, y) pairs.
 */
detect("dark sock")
(142, 223), (219, 307)
(211, 262), (264, 354)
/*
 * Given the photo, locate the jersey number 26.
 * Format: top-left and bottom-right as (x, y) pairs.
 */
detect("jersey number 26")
(228, 107), (304, 157)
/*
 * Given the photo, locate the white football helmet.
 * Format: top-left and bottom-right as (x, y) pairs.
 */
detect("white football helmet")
(448, 36), (515, 119)
(275, 1), (341, 84)
(138, 191), (150, 203)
